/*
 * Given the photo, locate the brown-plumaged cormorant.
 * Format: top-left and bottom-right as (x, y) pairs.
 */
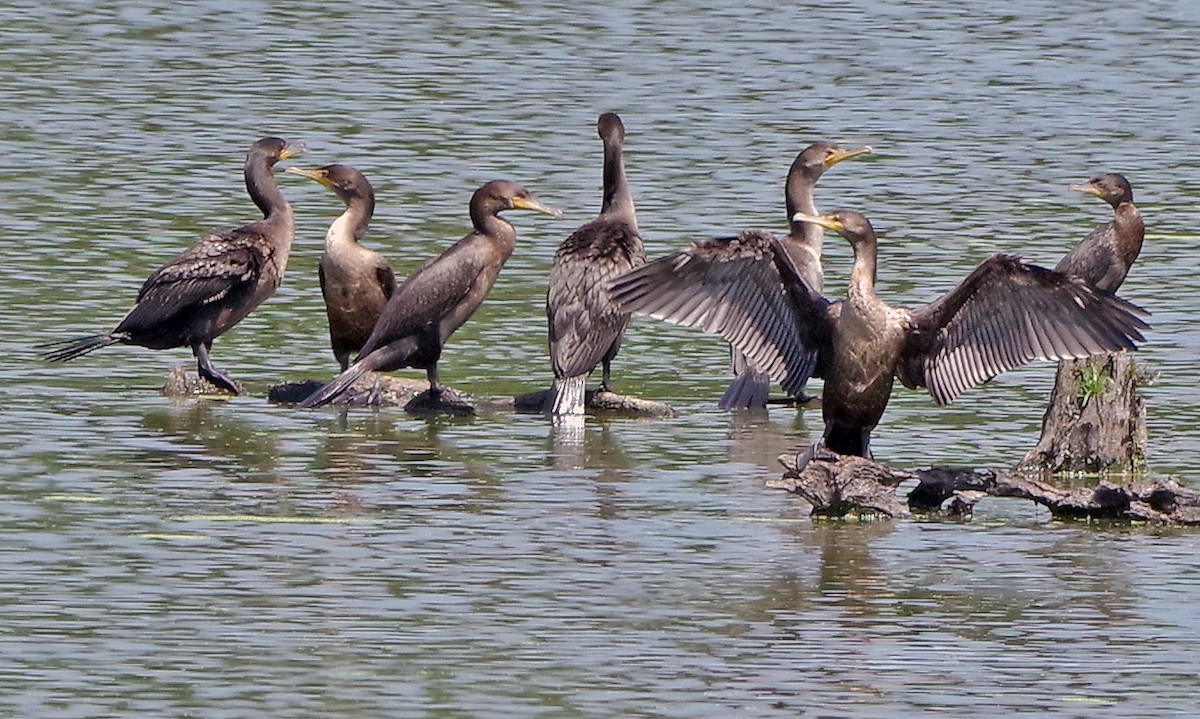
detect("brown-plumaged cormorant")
(610, 210), (1148, 457)
(722, 141), (871, 409)
(1055, 173), (1143, 293)
(39, 136), (305, 394)
(287, 164), (396, 371)
(545, 112), (646, 416)
(298, 179), (560, 409)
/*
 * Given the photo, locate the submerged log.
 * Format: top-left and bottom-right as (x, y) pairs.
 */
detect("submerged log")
(772, 452), (1200, 525)
(770, 452), (913, 519)
(511, 387), (677, 418)
(267, 374), (428, 407)
(270, 375), (486, 415)
(266, 376), (676, 418)
(1018, 352), (1150, 474)
(404, 387), (476, 416)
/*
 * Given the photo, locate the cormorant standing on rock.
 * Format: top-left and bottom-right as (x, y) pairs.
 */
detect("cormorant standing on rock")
(40, 136), (305, 394)
(545, 112), (645, 416)
(287, 164), (396, 371)
(721, 141), (871, 409)
(298, 179), (560, 409)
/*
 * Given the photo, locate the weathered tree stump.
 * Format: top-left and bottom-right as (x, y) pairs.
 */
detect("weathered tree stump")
(772, 452), (1200, 525)
(1018, 352), (1150, 474)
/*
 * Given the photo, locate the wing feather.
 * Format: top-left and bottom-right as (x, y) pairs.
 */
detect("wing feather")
(904, 254), (1148, 405)
(359, 234), (488, 356)
(547, 220), (645, 378)
(609, 230), (824, 387)
(116, 234), (264, 334)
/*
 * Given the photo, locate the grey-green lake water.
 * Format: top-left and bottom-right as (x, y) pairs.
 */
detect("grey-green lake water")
(4, 1), (1200, 716)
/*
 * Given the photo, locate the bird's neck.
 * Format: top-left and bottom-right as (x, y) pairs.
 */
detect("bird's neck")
(784, 176), (823, 291)
(1114, 201), (1145, 270)
(785, 175), (820, 245)
(1114, 201), (1144, 238)
(338, 195), (374, 245)
(600, 142), (637, 227)
(325, 211), (364, 254)
(471, 208), (517, 252)
(848, 241), (878, 303)
(245, 157), (289, 222)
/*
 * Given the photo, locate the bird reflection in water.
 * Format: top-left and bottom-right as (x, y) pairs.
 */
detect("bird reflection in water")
(139, 401), (280, 478)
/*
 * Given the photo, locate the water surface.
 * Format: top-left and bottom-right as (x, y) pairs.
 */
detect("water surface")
(4, 1), (1200, 715)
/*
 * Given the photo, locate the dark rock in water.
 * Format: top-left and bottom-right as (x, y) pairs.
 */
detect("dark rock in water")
(266, 380), (326, 404)
(162, 363), (237, 397)
(404, 387), (475, 416)
(511, 389), (549, 412)
(511, 387), (677, 418)
(268, 374), (428, 407)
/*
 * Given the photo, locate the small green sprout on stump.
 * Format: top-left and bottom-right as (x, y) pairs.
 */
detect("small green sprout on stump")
(1078, 362), (1112, 403)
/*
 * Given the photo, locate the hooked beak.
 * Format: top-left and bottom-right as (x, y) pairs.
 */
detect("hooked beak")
(278, 140), (307, 161)
(791, 211), (842, 233)
(512, 196), (563, 218)
(286, 166), (333, 188)
(826, 145), (872, 167)
(1069, 181), (1104, 197)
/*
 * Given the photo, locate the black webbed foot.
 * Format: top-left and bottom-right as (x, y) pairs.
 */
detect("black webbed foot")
(794, 441), (839, 472)
(196, 362), (240, 395)
(194, 343), (240, 395)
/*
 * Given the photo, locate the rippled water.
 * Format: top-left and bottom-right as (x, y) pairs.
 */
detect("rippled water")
(4, 1), (1200, 715)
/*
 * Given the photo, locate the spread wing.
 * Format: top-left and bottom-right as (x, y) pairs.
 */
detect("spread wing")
(116, 232), (264, 334)
(899, 253), (1149, 405)
(608, 229), (826, 395)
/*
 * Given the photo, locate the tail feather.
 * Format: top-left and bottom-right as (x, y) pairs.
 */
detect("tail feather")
(719, 370), (771, 410)
(300, 338), (423, 409)
(547, 375), (587, 416)
(298, 363), (370, 409)
(38, 334), (123, 362)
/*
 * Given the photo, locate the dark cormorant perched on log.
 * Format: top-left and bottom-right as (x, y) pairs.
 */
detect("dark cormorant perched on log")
(39, 136), (305, 394)
(610, 209), (1148, 458)
(287, 164), (396, 371)
(1019, 174), (1147, 474)
(722, 141), (871, 409)
(545, 112), (646, 416)
(1055, 173), (1143, 293)
(298, 179), (560, 409)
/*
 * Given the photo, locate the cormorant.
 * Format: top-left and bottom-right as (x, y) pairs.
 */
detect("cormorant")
(298, 179), (560, 409)
(39, 136), (305, 394)
(545, 112), (645, 416)
(287, 164), (396, 371)
(610, 210), (1148, 457)
(1055, 173), (1143, 293)
(722, 141), (871, 409)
